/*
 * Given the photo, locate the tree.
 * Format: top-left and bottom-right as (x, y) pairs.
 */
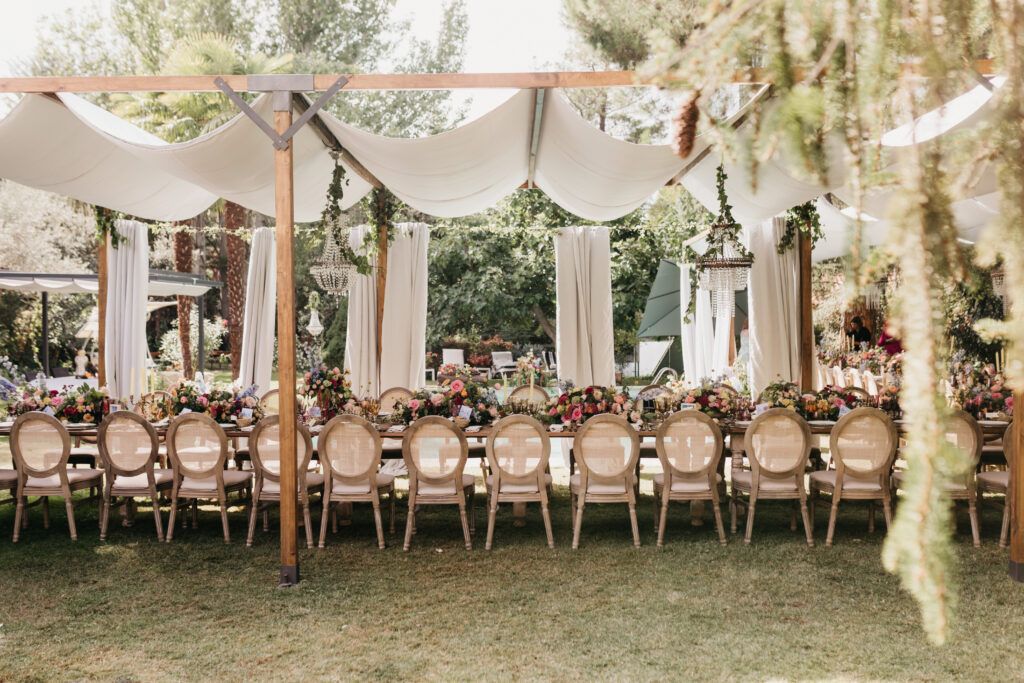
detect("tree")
(563, 0), (702, 68)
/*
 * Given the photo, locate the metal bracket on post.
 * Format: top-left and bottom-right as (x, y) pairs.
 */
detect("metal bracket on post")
(214, 74), (349, 150)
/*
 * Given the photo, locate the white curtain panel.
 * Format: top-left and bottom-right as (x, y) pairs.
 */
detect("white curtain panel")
(711, 307), (733, 377)
(103, 219), (148, 400)
(692, 288), (715, 381)
(379, 223), (429, 391)
(554, 226), (615, 387)
(343, 225), (379, 398)
(239, 227), (276, 393)
(679, 264), (697, 384)
(748, 216), (801, 397)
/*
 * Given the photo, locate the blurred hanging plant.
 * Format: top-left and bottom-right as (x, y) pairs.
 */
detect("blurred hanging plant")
(320, 152), (373, 275)
(646, 0), (1023, 645)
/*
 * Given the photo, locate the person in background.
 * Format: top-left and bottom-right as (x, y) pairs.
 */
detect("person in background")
(878, 322), (903, 355)
(846, 316), (872, 345)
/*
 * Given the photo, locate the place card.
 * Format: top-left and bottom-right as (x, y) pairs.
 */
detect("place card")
(110, 404), (122, 413)
(180, 408), (192, 414)
(549, 424), (564, 432)
(387, 425), (406, 433)
(679, 403), (696, 411)
(458, 405), (473, 420)
(754, 403), (769, 416)
(241, 407), (253, 419)
(465, 425), (482, 433)
(308, 406), (321, 418)
(838, 405), (852, 417)
(43, 407), (55, 416)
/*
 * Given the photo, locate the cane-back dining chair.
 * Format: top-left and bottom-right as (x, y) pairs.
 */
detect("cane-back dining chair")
(401, 416), (475, 551)
(842, 386), (872, 403)
(318, 414), (396, 549)
(808, 407), (897, 546)
(732, 408), (814, 546)
(259, 389), (280, 415)
(165, 412), (252, 543)
(10, 412), (103, 541)
(483, 415), (554, 549)
(506, 384), (550, 409)
(98, 410), (171, 541)
(247, 416), (321, 549)
(977, 425), (1012, 547)
(895, 410), (984, 546)
(653, 410), (727, 545)
(379, 387), (414, 415)
(570, 414), (641, 549)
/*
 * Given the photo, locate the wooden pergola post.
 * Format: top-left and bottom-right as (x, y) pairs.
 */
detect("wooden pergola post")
(97, 232), (108, 385)
(798, 230), (814, 391)
(1011, 388), (1023, 581)
(273, 91), (299, 587)
(375, 207), (389, 369)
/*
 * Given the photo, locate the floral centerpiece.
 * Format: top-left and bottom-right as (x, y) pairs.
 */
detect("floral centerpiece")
(671, 382), (742, 421)
(169, 380), (208, 415)
(55, 384), (109, 424)
(215, 385), (265, 426)
(799, 386), (865, 421)
(757, 381), (803, 411)
(437, 362), (480, 383)
(877, 386), (902, 418)
(399, 379), (500, 426)
(9, 387), (62, 417)
(545, 385), (640, 429)
(512, 351), (548, 387)
(299, 364), (355, 421)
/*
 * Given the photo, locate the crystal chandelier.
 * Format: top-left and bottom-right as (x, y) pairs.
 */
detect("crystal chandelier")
(992, 266), (1006, 301)
(311, 220), (356, 296)
(694, 164), (753, 317)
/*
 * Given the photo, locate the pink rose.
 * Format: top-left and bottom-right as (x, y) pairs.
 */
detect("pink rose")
(180, 397), (187, 404)
(409, 398), (420, 411)
(199, 396), (209, 406)
(571, 406), (583, 422)
(450, 379), (465, 394)
(431, 393), (444, 406)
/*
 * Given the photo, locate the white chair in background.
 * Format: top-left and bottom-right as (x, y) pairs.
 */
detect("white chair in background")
(441, 348), (465, 367)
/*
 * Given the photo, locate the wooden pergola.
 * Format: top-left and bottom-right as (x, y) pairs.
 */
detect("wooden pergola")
(0, 69), (1018, 586)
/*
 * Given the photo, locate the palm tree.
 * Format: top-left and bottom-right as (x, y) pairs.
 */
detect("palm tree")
(116, 34), (293, 380)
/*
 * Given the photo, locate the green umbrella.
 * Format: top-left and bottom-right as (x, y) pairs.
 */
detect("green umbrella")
(638, 259), (748, 339)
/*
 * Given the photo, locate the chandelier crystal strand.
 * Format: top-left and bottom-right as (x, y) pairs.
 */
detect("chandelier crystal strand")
(311, 216), (357, 296)
(693, 165), (753, 317)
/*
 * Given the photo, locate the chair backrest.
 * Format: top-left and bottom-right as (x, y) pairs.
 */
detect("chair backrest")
(441, 348), (465, 366)
(249, 415), (314, 485)
(492, 351), (514, 367)
(319, 414), (382, 485)
(378, 387), (414, 414)
(259, 389), (280, 415)
(746, 408), (812, 478)
(863, 373), (879, 396)
(636, 384), (667, 401)
(830, 407), (897, 480)
(815, 364), (829, 391)
(656, 410), (723, 479)
(486, 415), (550, 486)
(11, 412), (70, 478)
(945, 410), (983, 476)
(832, 367), (847, 387)
(166, 412), (228, 479)
(402, 416), (468, 484)
(574, 414), (640, 483)
(1003, 424), (1014, 472)
(842, 386), (871, 402)
(135, 391), (172, 421)
(507, 384), (549, 408)
(98, 410), (159, 477)
(713, 383), (740, 400)
(544, 351), (557, 369)
(849, 368), (864, 389)
(755, 382), (799, 405)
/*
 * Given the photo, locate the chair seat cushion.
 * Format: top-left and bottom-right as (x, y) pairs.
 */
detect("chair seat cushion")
(417, 473), (476, 496)
(486, 473), (552, 494)
(653, 472), (722, 493)
(262, 472), (327, 494)
(809, 470), (883, 492)
(468, 442), (486, 454)
(324, 473), (395, 495)
(977, 470), (1009, 491)
(569, 473), (629, 495)
(25, 468), (103, 489)
(731, 470), (800, 493)
(179, 470), (253, 493)
(892, 471), (970, 492)
(111, 469), (174, 492)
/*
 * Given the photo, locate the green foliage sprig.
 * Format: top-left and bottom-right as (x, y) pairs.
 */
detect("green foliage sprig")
(320, 153), (373, 275)
(95, 206), (127, 248)
(777, 201), (823, 254)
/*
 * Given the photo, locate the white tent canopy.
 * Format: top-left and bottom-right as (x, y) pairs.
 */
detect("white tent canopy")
(0, 270), (218, 297)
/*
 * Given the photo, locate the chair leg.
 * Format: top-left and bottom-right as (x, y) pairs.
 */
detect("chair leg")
(372, 500), (386, 550)
(65, 497), (78, 541)
(790, 501), (798, 531)
(968, 495), (981, 548)
(572, 499), (585, 550)
(743, 494), (757, 544)
(13, 496), (24, 542)
(246, 492), (260, 547)
(826, 500), (840, 547)
(100, 488), (111, 541)
(166, 497), (177, 542)
(389, 487), (396, 534)
(730, 494), (737, 534)
(41, 496), (50, 529)
(652, 488), (660, 533)
(263, 508), (270, 532)
(882, 493), (893, 531)
(485, 497), (498, 550)
(220, 498), (231, 544)
(191, 499), (199, 529)
(800, 492), (815, 547)
(711, 496), (727, 545)
(303, 498), (314, 550)
(657, 497), (669, 548)
(868, 502), (876, 533)
(1000, 497), (1010, 548)
(541, 502), (554, 549)
(403, 495), (416, 551)
(318, 494), (331, 549)
(459, 501), (472, 550)
(151, 488), (165, 543)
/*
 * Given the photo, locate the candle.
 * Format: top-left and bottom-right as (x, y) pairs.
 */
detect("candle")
(129, 367), (136, 402)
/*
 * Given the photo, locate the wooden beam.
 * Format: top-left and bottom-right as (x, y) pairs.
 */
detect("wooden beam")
(798, 230), (814, 391)
(526, 89), (546, 188)
(97, 232), (108, 386)
(1011, 388), (1024, 580)
(274, 97), (299, 587)
(375, 194), (389, 372)
(289, 94), (383, 189)
(0, 71), (641, 94)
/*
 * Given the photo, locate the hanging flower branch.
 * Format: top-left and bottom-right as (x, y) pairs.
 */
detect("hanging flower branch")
(95, 206), (127, 248)
(777, 201), (823, 254)
(321, 152), (373, 275)
(693, 165), (753, 317)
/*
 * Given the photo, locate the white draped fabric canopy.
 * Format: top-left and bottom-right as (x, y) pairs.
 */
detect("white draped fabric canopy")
(238, 227), (276, 394)
(343, 225), (379, 397)
(104, 220), (149, 400)
(555, 226), (615, 387)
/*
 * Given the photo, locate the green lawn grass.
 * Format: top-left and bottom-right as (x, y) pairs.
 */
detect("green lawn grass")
(0, 473), (1021, 680)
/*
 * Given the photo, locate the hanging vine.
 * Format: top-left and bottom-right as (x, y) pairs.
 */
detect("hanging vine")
(777, 201), (823, 254)
(95, 206), (127, 248)
(320, 151), (373, 275)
